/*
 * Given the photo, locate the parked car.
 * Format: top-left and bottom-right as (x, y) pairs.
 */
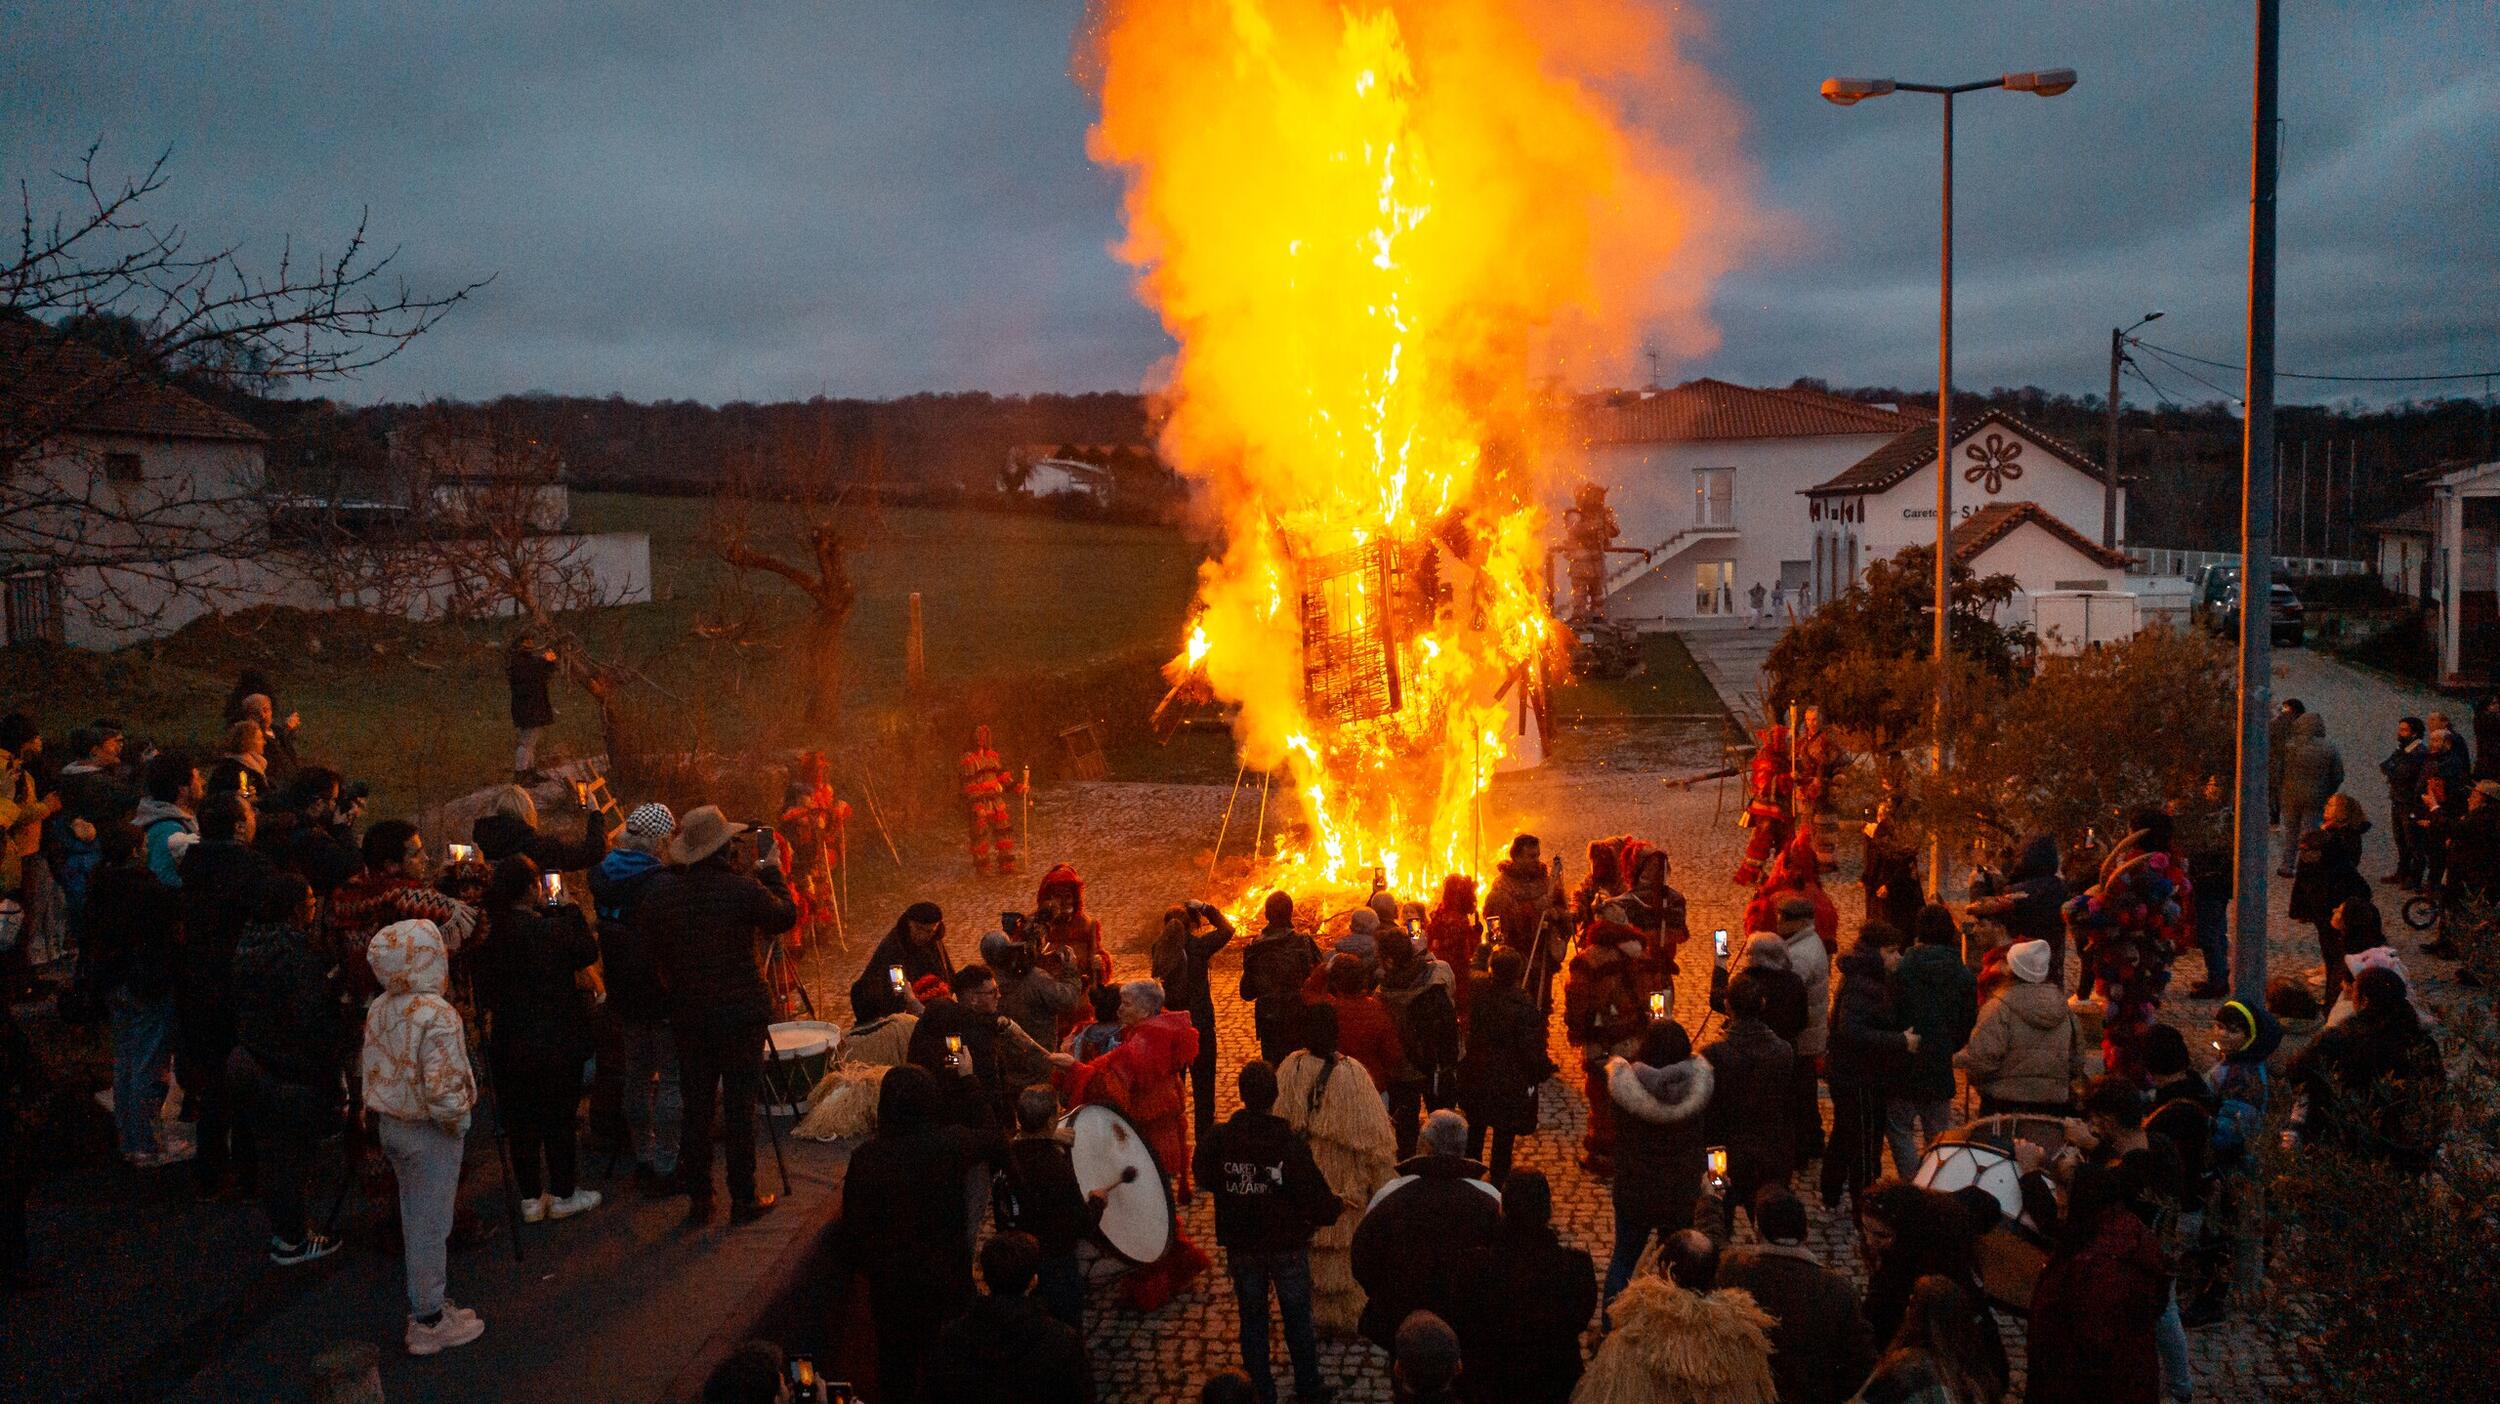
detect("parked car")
(2191, 565), (2304, 645)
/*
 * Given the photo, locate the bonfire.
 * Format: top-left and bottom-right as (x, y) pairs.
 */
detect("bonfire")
(1086, 0), (1747, 906)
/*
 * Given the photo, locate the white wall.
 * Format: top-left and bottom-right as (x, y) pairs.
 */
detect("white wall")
(0, 432), (266, 570)
(1574, 432), (1898, 624)
(1818, 421), (2124, 601)
(53, 531), (653, 648)
(1966, 529), (2128, 628)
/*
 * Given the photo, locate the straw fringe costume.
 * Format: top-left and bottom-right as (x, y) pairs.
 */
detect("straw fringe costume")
(1570, 1276), (1779, 1404)
(1275, 1048), (1398, 1336)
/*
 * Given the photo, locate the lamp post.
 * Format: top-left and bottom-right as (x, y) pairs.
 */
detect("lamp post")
(1822, 66), (2076, 888)
(2106, 311), (2164, 547)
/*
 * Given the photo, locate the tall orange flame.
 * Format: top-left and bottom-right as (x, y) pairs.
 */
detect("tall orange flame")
(1086, 0), (1748, 900)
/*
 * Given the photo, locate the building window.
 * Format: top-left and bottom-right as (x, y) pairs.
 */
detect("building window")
(103, 451), (143, 483)
(1694, 467), (1733, 527)
(4, 571), (64, 646)
(1694, 559), (1735, 615)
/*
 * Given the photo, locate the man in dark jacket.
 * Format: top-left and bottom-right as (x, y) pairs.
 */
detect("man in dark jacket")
(229, 872), (356, 1264)
(925, 1231), (1093, 1404)
(834, 1066), (998, 1404)
(1239, 891), (1320, 1066)
(1448, 1170), (1594, 1404)
(591, 803), (679, 1191)
(1196, 1060), (1344, 1404)
(1153, 899), (1235, 1138)
(472, 786), (606, 873)
(1710, 1184), (1876, 1404)
(1351, 1109), (1502, 1351)
(2383, 717), (2430, 885)
(1888, 906), (1977, 1177)
(87, 823), (184, 1166)
(176, 791), (276, 1196)
(638, 806), (798, 1222)
(1820, 926), (1917, 1212)
(506, 631), (560, 784)
(908, 966), (1015, 1132)
(1700, 978), (1795, 1228)
(1968, 835), (2067, 977)
(997, 1087), (1098, 1332)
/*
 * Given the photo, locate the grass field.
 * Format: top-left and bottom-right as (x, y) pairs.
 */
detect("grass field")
(4, 495), (1205, 821)
(1546, 632), (1724, 718)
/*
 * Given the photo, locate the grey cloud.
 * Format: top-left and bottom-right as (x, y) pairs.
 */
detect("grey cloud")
(3, 1), (2490, 406)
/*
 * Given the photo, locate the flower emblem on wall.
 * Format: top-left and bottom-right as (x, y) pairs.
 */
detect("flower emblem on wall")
(1962, 432), (2025, 495)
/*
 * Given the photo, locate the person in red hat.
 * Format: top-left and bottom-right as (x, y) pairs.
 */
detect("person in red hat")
(1733, 722), (1796, 886)
(959, 725), (1022, 875)
(1027, 864), (1111, 1028)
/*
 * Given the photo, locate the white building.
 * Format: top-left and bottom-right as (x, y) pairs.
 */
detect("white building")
(1570, 380), (1921, 623)
(1802, 409), (2128, 619)
(2366, 460), (2500, 685)
(2, 323), (649, 649)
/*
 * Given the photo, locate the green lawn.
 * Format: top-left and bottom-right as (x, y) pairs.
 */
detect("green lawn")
(1547, 632), (1724, 718)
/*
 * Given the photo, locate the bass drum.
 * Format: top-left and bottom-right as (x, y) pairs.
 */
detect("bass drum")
(1063, 1102), (1172, 1267)
(1913, 1115), (2067, 1318)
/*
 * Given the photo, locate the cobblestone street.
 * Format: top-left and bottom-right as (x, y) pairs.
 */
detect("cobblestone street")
(807, 646), (2463, 1402)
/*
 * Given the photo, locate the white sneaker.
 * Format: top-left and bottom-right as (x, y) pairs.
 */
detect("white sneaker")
(519, 1194), (550, 1224)
(545, 1188), (602, 1220)
(405, 1308), (486, 1356)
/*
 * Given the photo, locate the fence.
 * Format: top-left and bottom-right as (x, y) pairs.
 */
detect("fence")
(2125, 546), (2371, 581)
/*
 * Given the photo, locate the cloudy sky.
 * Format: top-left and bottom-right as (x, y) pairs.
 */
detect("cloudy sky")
(5, 1), (2493, 407)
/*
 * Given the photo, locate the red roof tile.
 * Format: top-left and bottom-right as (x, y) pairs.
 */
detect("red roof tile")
(1950, 500), (2133, 571)
(1805, 408), (2103, 496)
(0, 319), (268, 445)
(1576, 378), (1916, 445)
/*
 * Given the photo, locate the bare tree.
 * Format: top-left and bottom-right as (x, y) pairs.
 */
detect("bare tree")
(707, 417), (875, 729)
(2, 144), (484, 627)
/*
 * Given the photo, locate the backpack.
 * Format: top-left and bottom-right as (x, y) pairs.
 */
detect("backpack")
(1398, 980), (1460, 1070)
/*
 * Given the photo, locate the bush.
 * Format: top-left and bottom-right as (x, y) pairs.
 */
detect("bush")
(2268, 940), (2500, 1401)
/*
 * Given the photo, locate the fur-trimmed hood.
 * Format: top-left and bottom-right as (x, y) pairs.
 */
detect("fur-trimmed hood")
(1571, 1277), (1777, 1404)
(1608, 1055), (1713, 1124)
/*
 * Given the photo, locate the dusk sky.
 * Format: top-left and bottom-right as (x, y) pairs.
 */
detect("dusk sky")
(6, 1), (2493, 408)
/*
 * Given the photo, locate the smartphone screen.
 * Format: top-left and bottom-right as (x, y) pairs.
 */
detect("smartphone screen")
(1713, 929), (1729, 959)
(1708, 1146), (1729, 1176)
(1648, 992), (1666, 1018)
(542, 872), (563, 903)
(945, 1034), (964, 1054)
(889, 965), (906, 989)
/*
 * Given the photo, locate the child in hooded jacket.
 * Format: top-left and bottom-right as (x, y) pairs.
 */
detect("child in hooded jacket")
(361, 919), (486, 1356)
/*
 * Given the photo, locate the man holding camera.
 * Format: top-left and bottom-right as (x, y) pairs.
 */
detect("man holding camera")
(639, 806), (799, 1225)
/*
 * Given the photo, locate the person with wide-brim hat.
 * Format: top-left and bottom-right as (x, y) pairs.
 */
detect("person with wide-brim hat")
(632, 804), (799, 1224)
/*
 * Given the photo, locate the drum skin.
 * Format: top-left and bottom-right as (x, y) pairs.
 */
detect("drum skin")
(1065, 1103), (1173, 1264)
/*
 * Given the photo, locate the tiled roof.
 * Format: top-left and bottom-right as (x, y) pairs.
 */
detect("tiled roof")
(1577, 378), (1916, 445)
(0, 319), (267, 444)
(1950, 500), (2133, 571)
(1805, 408), (2102, 496)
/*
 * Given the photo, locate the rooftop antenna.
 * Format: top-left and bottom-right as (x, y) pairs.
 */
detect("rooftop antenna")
(1643, 344), (1662, 390)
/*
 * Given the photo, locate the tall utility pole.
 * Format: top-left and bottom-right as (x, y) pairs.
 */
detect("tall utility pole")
(2231, 0), (2281, 1005)
(2103, 312), (2162, 548)
(2106, 328), (2124, 547)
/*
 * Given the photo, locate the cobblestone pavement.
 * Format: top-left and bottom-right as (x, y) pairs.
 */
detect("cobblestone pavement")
(807, 646), (2469, 1402)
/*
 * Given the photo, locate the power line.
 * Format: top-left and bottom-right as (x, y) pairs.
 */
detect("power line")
(2129, 338), (2500, 385)
(2132, 343), (2245, 404)
(2123, 358), (2185, 413)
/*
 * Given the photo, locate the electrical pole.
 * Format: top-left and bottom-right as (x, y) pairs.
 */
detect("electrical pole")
(2231, 0), (2280, 1009)
(1930, 90), (1955, 895)
(2105, 327), (2124, 547)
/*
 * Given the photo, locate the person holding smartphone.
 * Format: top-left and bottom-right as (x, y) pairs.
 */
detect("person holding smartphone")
(475, 854), (603, 1223)
(637, 806), (799, 1225)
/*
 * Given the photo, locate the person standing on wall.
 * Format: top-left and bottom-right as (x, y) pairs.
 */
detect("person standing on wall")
(506, 630), (560, 786)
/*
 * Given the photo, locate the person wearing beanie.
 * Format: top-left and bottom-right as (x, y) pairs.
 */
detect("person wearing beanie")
(1711, 1184), (1876, 1404)
(831, 1065), (994, 1404)
(590, 800), (680, 1192)
(1241, 891), (1323, 1066)
(1956, 938), (2082, 1116)
(1886, 905), (1976, 1176)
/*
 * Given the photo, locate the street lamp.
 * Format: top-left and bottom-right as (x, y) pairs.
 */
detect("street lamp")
(1821, 66), (2076, 889)
(2106, 310), (2165, 547)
